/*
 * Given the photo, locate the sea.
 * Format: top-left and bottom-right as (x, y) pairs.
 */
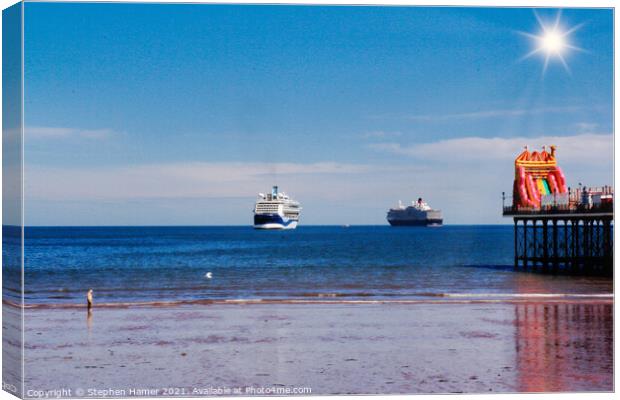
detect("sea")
(4, 225), (613, 306)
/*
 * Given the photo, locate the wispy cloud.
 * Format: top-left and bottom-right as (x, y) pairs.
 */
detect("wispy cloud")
(406, 105), (588, 121)
(367, 133), (613, 165)
(574, 122), (599, 133)
(25, 126), (114, 140)
(25, 161), (387, 201)
(370, 105), (591, 122)
(361, 131), (402, 139)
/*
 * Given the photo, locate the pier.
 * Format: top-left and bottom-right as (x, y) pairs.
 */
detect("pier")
(504, 188), (613, 275)
(503, 146), (613, 276)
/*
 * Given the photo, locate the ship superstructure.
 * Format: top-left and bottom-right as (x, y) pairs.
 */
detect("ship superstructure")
(253, 186), (301, 229)
(387, 198), (443, 226)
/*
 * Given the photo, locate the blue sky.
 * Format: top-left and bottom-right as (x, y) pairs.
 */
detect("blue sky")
(22, 4), (613, 225)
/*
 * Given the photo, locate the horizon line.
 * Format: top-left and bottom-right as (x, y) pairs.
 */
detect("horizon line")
(4, 223), (515, 228)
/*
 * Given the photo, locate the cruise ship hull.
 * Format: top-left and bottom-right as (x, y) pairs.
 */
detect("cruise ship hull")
(253, 214), (298, 230)
(387, 205), (443, 227)
(387, 218), (443, 227)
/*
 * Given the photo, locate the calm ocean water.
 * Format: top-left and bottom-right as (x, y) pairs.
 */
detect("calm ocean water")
(10, 226), (613, 305)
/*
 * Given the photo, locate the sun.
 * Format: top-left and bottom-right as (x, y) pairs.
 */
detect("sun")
(519, 11), (584, 75)
(540, 29), (565, 55)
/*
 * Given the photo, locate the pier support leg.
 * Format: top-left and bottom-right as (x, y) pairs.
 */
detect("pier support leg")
(552, 219), (558, 272)
(570, 219), (577, 273)
(542, 219), (549, 271)
(532, 219), (537, 269)
(514, 219), (518, 269)
(523, 219), (528, 269)
(603, 218), (612, 275)
(563, 219), (569, 271)
(583, 219), (592, 269)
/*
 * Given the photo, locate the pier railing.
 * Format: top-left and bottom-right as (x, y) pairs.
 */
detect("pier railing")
(503, 186), (614, 216)
(503, 202), (613, 216)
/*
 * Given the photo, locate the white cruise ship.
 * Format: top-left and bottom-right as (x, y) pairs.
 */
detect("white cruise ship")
(253, 186), (301, 229)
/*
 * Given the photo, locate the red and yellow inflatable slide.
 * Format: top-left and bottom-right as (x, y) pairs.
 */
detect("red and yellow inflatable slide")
(513, 145), (567, 208)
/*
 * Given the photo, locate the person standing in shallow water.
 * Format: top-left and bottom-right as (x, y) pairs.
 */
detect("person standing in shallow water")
(87, 289), (93, 311)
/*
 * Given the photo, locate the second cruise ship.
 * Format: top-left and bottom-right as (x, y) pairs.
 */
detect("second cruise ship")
(387, 198), (443, 226)
(253, 186), (302, 230)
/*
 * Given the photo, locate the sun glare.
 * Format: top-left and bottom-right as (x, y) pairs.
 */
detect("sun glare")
(539, 30), (566, 55)
(519, 11), (584, 75)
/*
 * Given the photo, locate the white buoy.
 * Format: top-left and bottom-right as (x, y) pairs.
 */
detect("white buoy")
(205, 272), (213, 279)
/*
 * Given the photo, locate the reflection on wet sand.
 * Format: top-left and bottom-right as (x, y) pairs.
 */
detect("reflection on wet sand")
(86, 309), (93, 332)
(515, 302), (613, 392)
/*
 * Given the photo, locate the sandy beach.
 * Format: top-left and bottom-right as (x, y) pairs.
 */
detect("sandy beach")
(16, 300), (612, 396)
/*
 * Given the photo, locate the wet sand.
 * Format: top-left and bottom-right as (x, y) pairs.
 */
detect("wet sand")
(20, 300), (613, 396)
